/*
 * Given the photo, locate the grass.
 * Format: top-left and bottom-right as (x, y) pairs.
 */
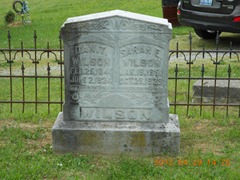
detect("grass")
(1, 0), (239, 50)
(171, 27), (240, 50)
(1, 52), (240, 178)
(0, 0), (163, 48)
(0, 116), (240, 179)
(1, 0), (240, 179)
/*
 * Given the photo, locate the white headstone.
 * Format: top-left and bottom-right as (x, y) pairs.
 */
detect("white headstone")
(52, 10), (180, 155)
(61, 10), (171, 123)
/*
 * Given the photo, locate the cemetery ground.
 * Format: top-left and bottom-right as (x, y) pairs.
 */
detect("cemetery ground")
(0, 107), (240, 179)
(0, 0), (240, 179)
(1, 59), (240, 179)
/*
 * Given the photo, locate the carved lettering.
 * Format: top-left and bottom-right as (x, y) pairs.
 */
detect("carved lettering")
(63, 15), (171, 123)
(69, 43), (113, 87)
(80, 76), (112, 85)
(70, 56), (80, 83)
(82, 109), (94, 119)
(119, 44), (163, 89)
(121, 58), (160, 68)
(128, 110), (137, 120)
(120, 45), (152, 58)
(140, 110), (151, 121)
(102, 109), (113, 119)
(120, 69), (160, 76)
(80, 58), (110, 67)
(119, 77), (162, 86)
(79, 43), (113, 87)
(115, 110), (125, 120)
(75, 43), (106, 55)
(79, 108), (152, 121)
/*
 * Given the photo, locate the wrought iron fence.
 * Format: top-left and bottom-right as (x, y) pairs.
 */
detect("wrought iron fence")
(168, 33), (240, 117)
(1, 31), (240, 117)
(0, 31), (64, 114)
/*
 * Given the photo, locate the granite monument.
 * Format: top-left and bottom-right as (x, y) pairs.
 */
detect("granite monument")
(52, 10), (180, 155)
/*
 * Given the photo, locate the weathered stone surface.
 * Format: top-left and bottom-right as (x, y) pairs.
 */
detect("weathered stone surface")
(193, 79), (240, 103)
(53, 112), (180, 155)
(61, 10), (172, 123)
(52, 10), (180, 155)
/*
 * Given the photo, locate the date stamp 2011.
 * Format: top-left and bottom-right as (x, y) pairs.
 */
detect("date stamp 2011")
(154, 159), (231, 167)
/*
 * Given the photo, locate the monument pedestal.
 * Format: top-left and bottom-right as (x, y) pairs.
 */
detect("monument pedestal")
(52, 10), (180, 156)
(52, 112), (180, 156)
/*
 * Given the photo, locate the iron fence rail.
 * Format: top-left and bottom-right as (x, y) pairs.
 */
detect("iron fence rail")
(1, 31), (240, 117)
(0, 31), (64, 114)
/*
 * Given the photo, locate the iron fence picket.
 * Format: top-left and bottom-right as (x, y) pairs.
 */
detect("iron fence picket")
(0, 31), (240, 117)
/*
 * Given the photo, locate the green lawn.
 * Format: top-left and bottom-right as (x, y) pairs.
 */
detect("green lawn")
(0, 0), (240, 179)
(0, 0), (163, 48)
(0, 116), (239, 179)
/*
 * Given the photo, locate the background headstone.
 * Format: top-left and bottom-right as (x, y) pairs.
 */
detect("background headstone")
(52, 10), (180, 156)
(193, 79), (240, 103)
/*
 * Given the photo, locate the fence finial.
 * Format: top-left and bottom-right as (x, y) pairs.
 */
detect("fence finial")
(21, 62), (25, 73)
(216, 31), (220, 45)
(189, 31), (192, 41)
(174, 63), (178, 74)
(33, 30), (37, 39)
(47, 63), (51, 75)
(7, 30), (11, 39)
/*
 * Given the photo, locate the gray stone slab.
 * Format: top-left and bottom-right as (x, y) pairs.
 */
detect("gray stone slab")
(52, 112), (180, 156)
(52, 10), (180, 156)
(193, 79), (240, 103)
(61, 10), (172, 123)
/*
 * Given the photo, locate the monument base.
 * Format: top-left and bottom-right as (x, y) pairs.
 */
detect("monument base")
(52, 112), (180, 156)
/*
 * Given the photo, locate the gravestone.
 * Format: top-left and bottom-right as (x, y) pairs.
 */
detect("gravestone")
(52, 10), (180, 155)
(193, 79), (240, 103)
